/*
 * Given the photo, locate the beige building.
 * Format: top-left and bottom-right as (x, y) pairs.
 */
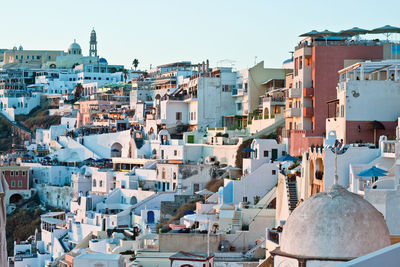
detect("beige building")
(2, 46), (64, 69)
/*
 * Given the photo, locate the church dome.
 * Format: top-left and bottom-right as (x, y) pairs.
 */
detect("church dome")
(69, 42), (81, 51)
(99, 57), (107, 63)
(68, 40), (81, 55)
(280, 184), (390, 259)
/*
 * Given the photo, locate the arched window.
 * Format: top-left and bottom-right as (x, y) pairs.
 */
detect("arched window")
(100, 180), (103, 187)
(111, 142), (122, 157)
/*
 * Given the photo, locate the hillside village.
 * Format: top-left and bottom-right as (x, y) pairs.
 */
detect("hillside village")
(1, 25), (400, 267)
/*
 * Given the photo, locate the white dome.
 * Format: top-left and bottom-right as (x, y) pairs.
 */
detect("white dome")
(280, 184), (390, 259)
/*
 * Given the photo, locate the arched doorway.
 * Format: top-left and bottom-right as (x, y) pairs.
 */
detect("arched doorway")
(264, 107), (269, 119)
(111, 142), (122, 157)
(130, 196), (137, 205)
(9, 193), (23, 204)
(147, 211), (155, 224)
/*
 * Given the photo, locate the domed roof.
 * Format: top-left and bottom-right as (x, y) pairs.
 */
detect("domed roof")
(99, 57), (107, 63)
(282, 58), (293, 64)
(69, 40), (81, 51)
(280, 184), (390, 259)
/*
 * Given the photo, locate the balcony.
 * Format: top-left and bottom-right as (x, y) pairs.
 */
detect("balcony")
(184, 93), (198, 101)
(287, 87), (301, 98)
(233, 88), (246, 96)
(285, 107), (301, 118)
(303, 87), (314, 98)
(382, 141), (395, 155)
(303, 107), (314, 118)
(263, 96), (285, 105)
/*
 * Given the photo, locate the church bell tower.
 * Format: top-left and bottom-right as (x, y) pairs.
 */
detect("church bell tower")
(89, 28), (97, 57)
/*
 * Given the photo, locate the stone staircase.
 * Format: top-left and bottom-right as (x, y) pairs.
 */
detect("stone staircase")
(147, 223), (157, 233)
(243, 117), (284, 141)
(286, 178), (298, 212)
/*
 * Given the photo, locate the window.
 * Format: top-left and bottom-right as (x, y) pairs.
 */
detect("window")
(15, 171), (19, 176)
(11, 180), (15, 187)
(93, 179), (96, 187)
(37, 55), (41, 60)
(222, 85), (232, 92)
(15, 55), (18, 60)
(340, 105), (344, 117)
(173, 173), (176, 180)
(174, 150), (177, 156)
(305, 56), (312, 66)
(176, 112), (182, 120)
(48, 56), (51, 60)
(190, 112), (193, 120)
(237, 103), (242, 111)
(10, 171), (14, 176)
(264, 150), (269, 157)
(272, 170), (276, 175)
(18, 180), (22, 187)
(100, 180), (103, 187)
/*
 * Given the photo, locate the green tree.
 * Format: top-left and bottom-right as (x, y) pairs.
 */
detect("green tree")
(132, 59), (139, 70)
(123, 69), (128, 83)
(74, 83), (83, 100)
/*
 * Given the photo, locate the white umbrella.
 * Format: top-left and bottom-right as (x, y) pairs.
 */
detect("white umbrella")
(0, 172), (8, 267)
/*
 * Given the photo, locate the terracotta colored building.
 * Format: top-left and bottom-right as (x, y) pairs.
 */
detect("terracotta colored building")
(77, 100), (116, 126)
(0, 165), (31, 205)
(284, 36), (395, 156)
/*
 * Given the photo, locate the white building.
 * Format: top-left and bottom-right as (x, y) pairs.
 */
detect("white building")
(326, 60), (400, 144)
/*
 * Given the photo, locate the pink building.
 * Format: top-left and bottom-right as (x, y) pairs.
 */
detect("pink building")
(284, 35), (395, 156)
(77, 100), (115, 126)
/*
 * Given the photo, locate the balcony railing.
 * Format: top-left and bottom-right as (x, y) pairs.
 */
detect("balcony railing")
(287, 87), (301, 98)
(281, 129), (291, 138)
(303, 107), (314, 118)
(303, 87), (314, 98)
(184, 94), (197, 100)
(263, 96), (285, 104)
(285, 107), (301, 118)
(383, 141), (395, 154)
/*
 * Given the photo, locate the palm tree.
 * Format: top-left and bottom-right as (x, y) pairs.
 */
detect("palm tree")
(74, 83), (83, 100)
(132, 59), (139, 70)
(122, 69), (128, 83)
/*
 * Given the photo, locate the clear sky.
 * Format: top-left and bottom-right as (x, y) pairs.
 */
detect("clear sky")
(1, 0), (399, 70)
